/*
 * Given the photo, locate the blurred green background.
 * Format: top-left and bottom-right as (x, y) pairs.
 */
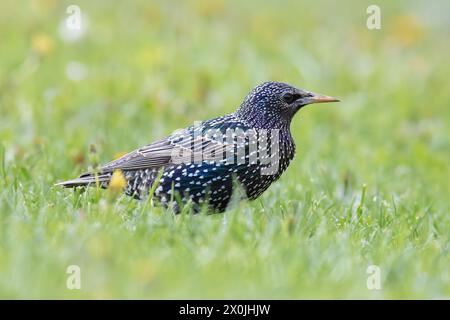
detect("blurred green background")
(0, 0), (449, 298)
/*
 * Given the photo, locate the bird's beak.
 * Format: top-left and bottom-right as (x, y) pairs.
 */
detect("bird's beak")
(306, 92), (340, 105)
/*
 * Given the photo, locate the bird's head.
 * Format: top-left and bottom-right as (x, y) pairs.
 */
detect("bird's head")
(236, 81), (339, 128)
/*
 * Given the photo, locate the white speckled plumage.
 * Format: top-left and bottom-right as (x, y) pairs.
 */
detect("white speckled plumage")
(57, 82), (339, 213)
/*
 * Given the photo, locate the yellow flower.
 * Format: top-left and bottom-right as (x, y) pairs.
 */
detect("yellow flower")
(32, 33), (54, 55)
(390, 14), (424, 47)
(108, 169), (127, 192)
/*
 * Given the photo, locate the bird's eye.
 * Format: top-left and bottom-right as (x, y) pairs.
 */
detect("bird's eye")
(282, 92), (295, 104)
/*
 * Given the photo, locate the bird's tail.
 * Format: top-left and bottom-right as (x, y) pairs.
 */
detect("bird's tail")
(55, 172), (112, 188)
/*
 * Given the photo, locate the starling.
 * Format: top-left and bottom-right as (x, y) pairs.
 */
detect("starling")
(57, 82), (339, 212)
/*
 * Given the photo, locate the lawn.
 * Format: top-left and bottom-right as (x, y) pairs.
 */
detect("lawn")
(0, 0), (449, 299)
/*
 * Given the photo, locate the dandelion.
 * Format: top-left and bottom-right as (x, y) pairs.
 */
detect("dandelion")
(108, 170), (127, 192)
(390, 14), (424, 47)
(32, 33), (54, 56)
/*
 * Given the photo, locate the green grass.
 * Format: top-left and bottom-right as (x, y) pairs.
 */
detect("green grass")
(0, 0), (449, 299)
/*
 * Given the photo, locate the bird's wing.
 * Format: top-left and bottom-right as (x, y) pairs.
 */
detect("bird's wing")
(98, 130), (235, 173)
(99, 138), (174, 172)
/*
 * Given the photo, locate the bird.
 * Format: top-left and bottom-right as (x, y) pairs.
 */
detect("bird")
(57, 81), (339, 212)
